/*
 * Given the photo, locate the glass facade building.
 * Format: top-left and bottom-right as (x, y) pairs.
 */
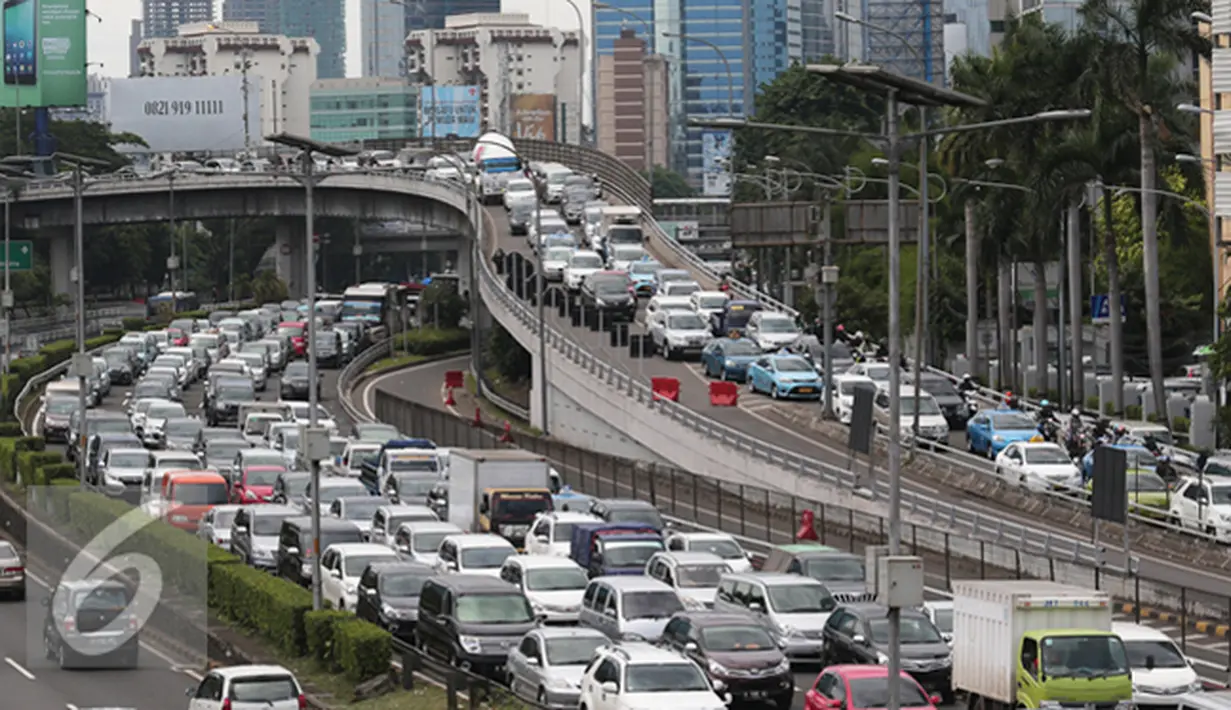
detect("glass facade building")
(310, 79), (419, 143)
(403, 0), (501, 32)
(223, 0), (345, 78)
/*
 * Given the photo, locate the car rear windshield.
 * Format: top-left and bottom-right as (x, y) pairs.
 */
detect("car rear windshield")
(229, 676), (298, 702)
(172, 482), (228, 505)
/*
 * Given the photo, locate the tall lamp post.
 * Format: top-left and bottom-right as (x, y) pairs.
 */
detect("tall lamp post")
(265, 133), (358, 611)
(661, 32), (734, 115)
(558, 0), (586, 144)
(696, 70), (1089, 710)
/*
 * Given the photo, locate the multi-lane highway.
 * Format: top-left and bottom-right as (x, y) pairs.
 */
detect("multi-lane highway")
(5, 348), (355, 710)
(355, 355), (1231, 703)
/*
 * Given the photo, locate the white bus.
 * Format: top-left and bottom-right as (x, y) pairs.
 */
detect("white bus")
(341, 283), (410, 340)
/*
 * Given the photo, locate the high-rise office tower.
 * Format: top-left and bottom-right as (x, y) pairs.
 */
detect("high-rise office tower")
(800, 0), (836, 61)
(142, 0), (215, 38)
(222, 0), (274, 26)
(360, 0), (409, 77)
(864, 0), (945, 81)
(403, 0), (500, 33)
(129, 20), (144, 76)
(221, 0), (344, 79)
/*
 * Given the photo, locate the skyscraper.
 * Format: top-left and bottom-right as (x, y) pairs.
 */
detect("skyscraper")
(129, 20), (143, 76)
(360, 0), (408, 77)
(402, 0), (500, 32)
(863, 0), (945, 81)
(221, 0), (345, 79)
(221, 0), (273, 26)
(142, 0), (215, 38)
(800, 0), (836, 61)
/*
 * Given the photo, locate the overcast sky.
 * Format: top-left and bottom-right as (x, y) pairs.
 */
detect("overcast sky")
(91, 0), (587, 79)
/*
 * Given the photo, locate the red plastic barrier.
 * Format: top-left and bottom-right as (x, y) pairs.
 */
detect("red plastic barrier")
(444, 370), (464, 389)
(651, 377), (680, 402)
(709, 381), (738, 406)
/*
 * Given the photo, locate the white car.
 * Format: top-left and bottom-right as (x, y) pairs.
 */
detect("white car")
(689, 291), (730, 322)
(526, 511), (602, 557)
(1113, 622), (1201, 699)
(607, 244), (646, 271)
(286, 401), (335, 429)
(643, 295), (694, 323)
(579, 642), (729, 710)
(564, 250), (604, 291)
(833, 374), (876, 425)
(644, 551), (730, 609)
(872, 386), (948, 443)
(233, 352), (268, 391)
(659, 280), (702, 298)
(435, 533), (517, 578)
(846, 361), (891, 385)
(663, 531), (753, 573)
(141, 400), (188, 446)
(503, 177), (538, 210)
(499, 555), (588, 623)
(391, 520), (463, 565)
(1170, 477), (1231, 539)
(994, 442), (1081, 491)
(319, 542), (400, 611)
(746, 311), (802, 351)
(648, 310), (712, 360)
(922, 600), (953, 644)
(186, 664), (305, 710)
(541, 246), (576, 282)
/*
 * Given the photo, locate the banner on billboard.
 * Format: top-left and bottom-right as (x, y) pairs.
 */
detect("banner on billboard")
(701, 130), (732, 196)
(510, 94), (555, 142)
(419, 85), (481, 138)
(108, 76), (260, 153)
(0, 0), (86, 108)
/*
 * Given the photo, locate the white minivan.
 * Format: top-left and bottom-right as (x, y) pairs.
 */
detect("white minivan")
(873, 385), (950, 443)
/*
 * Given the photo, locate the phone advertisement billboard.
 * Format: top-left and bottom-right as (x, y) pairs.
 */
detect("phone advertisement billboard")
(0, 0), (86, 108)
(418, 85), (481, 138)
(510, 94), (555, 141)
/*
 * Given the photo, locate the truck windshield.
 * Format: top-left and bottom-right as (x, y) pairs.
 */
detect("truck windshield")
(1040, 635), (1130, 678)
(390, 457), (439, 473)
(493, 492), (552, 518)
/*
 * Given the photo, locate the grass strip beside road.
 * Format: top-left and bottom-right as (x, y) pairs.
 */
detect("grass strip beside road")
(365, 353), (429, 374)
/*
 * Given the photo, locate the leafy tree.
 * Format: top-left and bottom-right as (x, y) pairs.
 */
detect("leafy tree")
(250, 271), (288, 304)
(419, 282), (466, 328)
(486, 323), (531, 382)
(648, 167), (694, 198)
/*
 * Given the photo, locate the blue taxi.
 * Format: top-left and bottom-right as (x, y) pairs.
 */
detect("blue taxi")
(746, 354), (823, 399)
(700, 337), (762, 382)
(965, 409), (1044, 458)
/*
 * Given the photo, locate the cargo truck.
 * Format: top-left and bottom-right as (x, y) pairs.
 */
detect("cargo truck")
(358, 438), (439, 493)
(447, 449), (554, 549)
(952, 580), (1133, 710)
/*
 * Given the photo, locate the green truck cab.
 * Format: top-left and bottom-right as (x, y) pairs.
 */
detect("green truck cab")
(1016, 628), (1133, 709)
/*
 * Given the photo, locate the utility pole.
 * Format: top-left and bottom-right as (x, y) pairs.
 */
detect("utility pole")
(236, 50), (254, 151)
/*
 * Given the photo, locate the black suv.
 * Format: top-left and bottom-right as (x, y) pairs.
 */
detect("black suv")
(42, 579), (140, 669)
(280, 362), (320, 401)
(355, 560), (435, 640)
(588, 498), (667, 530)
(276, 516), (364, 587)
(821, 602), (954, 702)
(205, 376), (255, 427)
(580, 271), (636, 323)
(414, 575), (539, 677)
(659, 611), (794, 709)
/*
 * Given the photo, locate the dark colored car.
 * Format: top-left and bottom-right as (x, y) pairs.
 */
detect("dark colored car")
(786, 335), (855, 375)
(101, 347), (137, 385)
(909, 373), (973, 429)
(414, 575), (539, 677)
(509, 201), (535, 236)
(710, 300), (765, 338)
(761, 543), (872, 603)
(86, 432), (142, 484)
(205, 376), (255, 427)
(312, 331), (342, 368)
(659, 611), (794, 709)
(280, 362), (320, 401)
(588, 498), (666, 531)
(42, 579), (139, 669)
(276, 516), (363, 587)
(580, 271), (636, 322)
(355, 560), (435, 639)
(821, 603), (954, 702)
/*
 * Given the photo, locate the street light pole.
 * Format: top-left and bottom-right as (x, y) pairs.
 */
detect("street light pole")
(560, 0), (586, 144)
(662, 32), (734, 115)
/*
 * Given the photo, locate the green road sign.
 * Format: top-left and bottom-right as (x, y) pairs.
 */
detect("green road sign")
(3, 241), (32, 271)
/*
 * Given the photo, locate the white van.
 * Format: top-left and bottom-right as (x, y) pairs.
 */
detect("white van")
(542, 164), (574, 203)
(873, 385), (949, 443)
(1113, 621), (1199, 700)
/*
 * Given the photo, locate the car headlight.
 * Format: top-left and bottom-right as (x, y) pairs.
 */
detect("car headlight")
(875, 651), (889, 665)
(252, 547), (272, 559)
(1187, 681), (1204, 692)
(777, 625), (802, 639)
(772, 658), (791, 674)
(681, 596), (707, 610)
(993, 435), (1005, 443)
(381, 603), (403, 619)
(708, 659), (729, 676)
(458, 635), (483, 653)
(725, 359), (736, 367)
(546, 677), (575, 690)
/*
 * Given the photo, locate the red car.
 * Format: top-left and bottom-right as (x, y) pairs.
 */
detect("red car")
(804, 665), (940, 710)
(278, 321), (307, 356)
(230, 464), (286, 504)
(167, 327), (189, 347)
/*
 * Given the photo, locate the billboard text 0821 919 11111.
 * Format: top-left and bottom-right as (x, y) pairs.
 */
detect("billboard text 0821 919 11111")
(0, 0), (87, 108)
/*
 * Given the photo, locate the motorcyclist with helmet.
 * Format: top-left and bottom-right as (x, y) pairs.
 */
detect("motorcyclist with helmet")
(1064, 408), (1085, 458)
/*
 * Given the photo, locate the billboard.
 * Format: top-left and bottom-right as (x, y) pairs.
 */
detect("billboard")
(0, 0), (86, 108)
(510, 93), (555, 141)
(419, 85), (481, 138)
(701, 130), (732, 196)
(107, 76), (261, 153)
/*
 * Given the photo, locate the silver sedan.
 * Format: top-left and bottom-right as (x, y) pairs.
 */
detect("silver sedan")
(0, 540), (25, 600)
(507, 626), (608, 709)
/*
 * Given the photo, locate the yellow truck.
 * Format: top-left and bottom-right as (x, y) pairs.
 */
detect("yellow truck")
(953, 580), (1133, 710)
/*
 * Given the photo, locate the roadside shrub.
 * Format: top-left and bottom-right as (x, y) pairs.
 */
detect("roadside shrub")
(1103, 402), (1115, 415)
(36, 463), (76, 483)
(1125, 404), (1142, 420)
(38, 340), (75, 368)
(16, 435), (45, 453)
(333, 617), (391, 682)
(0, 437), (17, 481)
(17, 450), (61, 484)
(210, 561), (312, 656)
(84, 334), (122, 350)
(122, 317), (146, 331)
(0, 422), (20, 437)
(305, 610), (353, 669)
(9, 354), (46, 385)
(1173, 416), (1191, 433)
(394, 327), (469, 356)
(1085, 396), (1099, 411)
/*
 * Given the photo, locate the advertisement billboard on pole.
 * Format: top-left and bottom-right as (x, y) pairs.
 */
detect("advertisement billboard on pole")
(107, 76), (260, 153)
(510, 93), (555, 141)
(701, 130), (732, 196)
(0, 0), (86, 108)
(419, 85), (481, 138)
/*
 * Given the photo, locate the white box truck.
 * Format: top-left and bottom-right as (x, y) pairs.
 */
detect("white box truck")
(446, 448), (553, 549)
(952, 580), (1132, 710)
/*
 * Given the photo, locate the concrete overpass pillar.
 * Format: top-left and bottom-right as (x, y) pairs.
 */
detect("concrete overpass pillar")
(275, 222), (307, 299)
(528, 359), (546, 431)
(48, 230), (73, 299)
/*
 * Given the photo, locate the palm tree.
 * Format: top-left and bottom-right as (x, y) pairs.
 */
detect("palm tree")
(1079, 0), (1210, 416)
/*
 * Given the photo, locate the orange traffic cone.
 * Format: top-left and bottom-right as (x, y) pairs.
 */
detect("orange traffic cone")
(472, 406), (482, 427)
(444, 386), (456, 406)
(500, 421), (513, 442)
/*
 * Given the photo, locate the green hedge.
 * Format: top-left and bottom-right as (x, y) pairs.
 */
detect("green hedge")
(210, 560), (312, 656)
(333, 618), (392, 682)
(305, 609), (353, 670)
(393, 327), (470, 356)
(17, 450), (61, 485)
(36, 463), (76, 483)
(122, 317), (146, 331)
